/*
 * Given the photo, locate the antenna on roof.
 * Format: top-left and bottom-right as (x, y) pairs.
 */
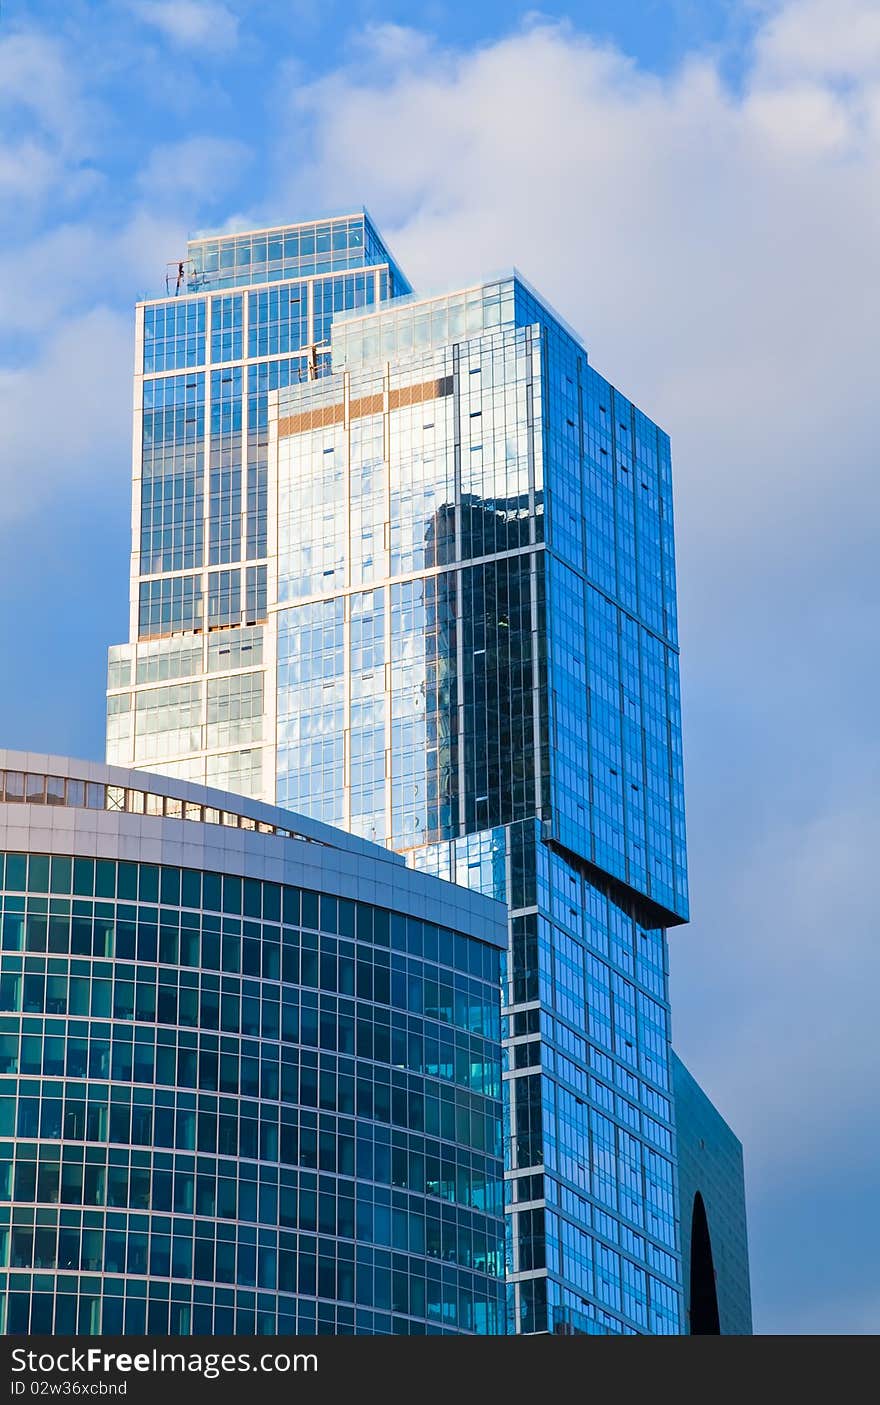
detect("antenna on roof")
(165, 259), (196, 297)
(305, 340), (331, 381)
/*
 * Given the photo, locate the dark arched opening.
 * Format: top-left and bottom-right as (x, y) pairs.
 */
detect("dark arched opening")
(689, 1191), (721, 1334)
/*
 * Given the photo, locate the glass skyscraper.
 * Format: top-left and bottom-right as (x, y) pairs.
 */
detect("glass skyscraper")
(107, 216), (748, 1336)
(0, 752), (506, 1335)
(107, 213), (409, 801)
(672, 1054), (752, 1335)
(265, 278), (686, 1336)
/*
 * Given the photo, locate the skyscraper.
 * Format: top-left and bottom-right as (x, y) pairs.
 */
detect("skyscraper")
(672, 1054), (752, 1335)
(107, 213), (409, 801)
(107, 219), (748, 1336)
(266, 277), (686, 1336)
(0, 752), (506, 1334)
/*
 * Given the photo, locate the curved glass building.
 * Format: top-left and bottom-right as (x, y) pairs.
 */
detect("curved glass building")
(0, 751), (506, 1336)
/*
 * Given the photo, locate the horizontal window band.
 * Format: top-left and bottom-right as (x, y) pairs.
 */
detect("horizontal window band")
(277, 377), (454, 438)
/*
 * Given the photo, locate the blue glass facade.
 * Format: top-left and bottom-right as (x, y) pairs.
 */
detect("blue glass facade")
(104, 217), (750, 1338)
(672, 1054), (752, 1335)
(268, 275), (689, 1334)
(0, 758), (505, 1335)
(108, 213), (409, 798)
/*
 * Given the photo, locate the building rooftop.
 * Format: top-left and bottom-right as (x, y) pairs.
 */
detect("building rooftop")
(0, 749), (507, 946)
(1, 748), (392, 861)
(169, 210), (412, 297)
(329, 271), (587, 372)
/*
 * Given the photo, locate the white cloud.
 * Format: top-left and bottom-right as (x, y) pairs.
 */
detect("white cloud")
(277, 6), (879, 585)
(136, 135), (251, 203)
(0, 30), (90, 145)
(0, 308), (131, 527)
(675, 797), (880, 1180)
(350, 21), (437, 71)
(0, 12), (251, 532)
(130, 0), (239, 54)
(0, 30), (97, 209)
(0, 212), (186, 337)
(0, 140), (60, 202)
(754, 0), (880, 80)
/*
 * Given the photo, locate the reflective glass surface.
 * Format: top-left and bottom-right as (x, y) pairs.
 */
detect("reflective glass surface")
(271, 273), (689, 1334)
(672, 1054), (752, 1335)
(108, 215), (408, 795)
(275, 284), (686, 917)
(187, 216), (409, 294)
(0, 768), (319, 845)
(111, 218), (694, 1336)
(0, 853), (503, 1335)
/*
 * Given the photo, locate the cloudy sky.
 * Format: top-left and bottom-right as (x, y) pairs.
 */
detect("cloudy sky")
(2, 0), (878, 1333)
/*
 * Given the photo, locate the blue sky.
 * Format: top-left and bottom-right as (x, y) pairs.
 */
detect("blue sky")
(2, 0), (879, 1333)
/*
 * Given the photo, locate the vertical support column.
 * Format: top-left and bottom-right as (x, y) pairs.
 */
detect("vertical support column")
(198, 643), (209, 789)
(452, 346), (467, 837)
(130, 303), (145, 652)
(576, 357), (594, 855)
(240, 291), (249, 570)
(202, 296), (213, 637)
(263, 388), (281, 807)
(199, 297), (211, 787)
(342, 371), (352, 832)
(526, 327), (537, 550)
(125, 301), (143, 770)
(525, 330), (544, 823)
(383, 364), (394, 847)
